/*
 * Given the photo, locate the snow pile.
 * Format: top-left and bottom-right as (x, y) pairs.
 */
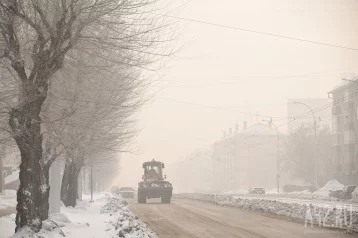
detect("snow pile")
(352, 187), (358, 202)
(0, 214), (16, 238)
(314, 179), (344, 197)
(100, 196), (128, 214)
(101, 194), (157, 238)
(179, 193), (358, 233)
(6, 213), (70, 238)
(10, 226), (65, 238)
(7, 201), (88, 237)
(3, 193), (156, 238)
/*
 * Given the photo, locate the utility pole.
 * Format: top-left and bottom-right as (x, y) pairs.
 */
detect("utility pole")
(246, 141), (250, 189)
(90, 157), (94, 202)
(293, 101), (319, 189)
(0, 145), (3, 194)
(263, 119), (280, 194)
(200, 155), (203, 192)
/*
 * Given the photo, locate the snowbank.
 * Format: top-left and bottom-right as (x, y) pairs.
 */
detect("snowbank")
(314, 179), (344, 197)
(3, 192), (156, 238)
(178, 193), (358, 233)
(101, 195), (157, 238)
(353, 187), (358, 202)
(4, 213), (68, 238)
(0, 214), (16, 238)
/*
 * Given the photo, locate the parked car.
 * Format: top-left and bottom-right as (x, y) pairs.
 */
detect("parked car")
(329, 185), (357, 200)
(248, 188), (265, 195)
(119, 187), (135, 198)
(111, 186), (121, 195)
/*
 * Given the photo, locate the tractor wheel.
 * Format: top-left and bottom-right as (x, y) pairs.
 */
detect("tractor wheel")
(138, 191), (146, 204)
(161, 195), (171, 204)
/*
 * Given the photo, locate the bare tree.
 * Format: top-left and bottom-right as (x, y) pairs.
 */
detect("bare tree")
(0, 0), (168, 232)
(56, 57), (142, 207)
(283, 125), (332, 186)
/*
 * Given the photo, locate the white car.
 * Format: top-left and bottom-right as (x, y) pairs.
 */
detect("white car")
(119, 187), (135, 198)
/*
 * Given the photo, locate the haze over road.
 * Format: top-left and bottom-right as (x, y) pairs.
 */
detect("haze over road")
(130, 198), (352, 238)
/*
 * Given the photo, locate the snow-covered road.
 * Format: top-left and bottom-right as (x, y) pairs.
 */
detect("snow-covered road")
(130, 198), (352, 238)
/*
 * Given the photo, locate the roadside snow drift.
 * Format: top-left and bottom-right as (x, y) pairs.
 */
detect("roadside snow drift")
(179, 193), (358, 233)
(101, 195), (157, 238)
(1, 193), (156, 238)
(313, 179), (345, 197)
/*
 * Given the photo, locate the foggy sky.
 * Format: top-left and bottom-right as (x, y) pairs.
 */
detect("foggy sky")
(115, 0), (358, 188)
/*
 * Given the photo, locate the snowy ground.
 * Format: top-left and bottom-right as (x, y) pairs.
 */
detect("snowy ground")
(0, 193), (157, 238)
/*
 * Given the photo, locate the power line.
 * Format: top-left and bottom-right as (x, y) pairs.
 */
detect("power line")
(157, 97), (289, 119)
(237, 91), (358, 147)
(159, 14), (358, 52)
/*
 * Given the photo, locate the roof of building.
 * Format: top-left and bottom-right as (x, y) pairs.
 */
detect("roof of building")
(238, 123), (278, 136)
(329, 77), (358, 94)
(216, 123), (279, 144)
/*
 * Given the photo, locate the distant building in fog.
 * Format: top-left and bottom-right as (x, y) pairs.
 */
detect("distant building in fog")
(166, 149), (213, 193)
(287, 98), (331, 132)
(328, 79), (358, 184)
(212, 123), (287, 193)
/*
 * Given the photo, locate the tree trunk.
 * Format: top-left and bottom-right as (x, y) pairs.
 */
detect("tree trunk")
(39, 167), (50, 221)
(0, 145), (4, 194)
(61, 158), (81, 207)
(9, 113), (43, 232)
(9, 90), (50, 232)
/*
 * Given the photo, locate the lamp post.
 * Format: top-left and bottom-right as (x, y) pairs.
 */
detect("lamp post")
(263, 119), (280, 194)
(293, 101), (318, 189)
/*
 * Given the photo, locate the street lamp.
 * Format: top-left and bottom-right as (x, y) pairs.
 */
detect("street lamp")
(263, 119), (280, 194)
(293, 101), (318, 189)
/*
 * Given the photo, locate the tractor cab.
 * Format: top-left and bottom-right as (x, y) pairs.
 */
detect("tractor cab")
(142, 159), (165, 181)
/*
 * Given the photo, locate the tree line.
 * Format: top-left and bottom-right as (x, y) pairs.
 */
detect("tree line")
(0, 0), (170, 233)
